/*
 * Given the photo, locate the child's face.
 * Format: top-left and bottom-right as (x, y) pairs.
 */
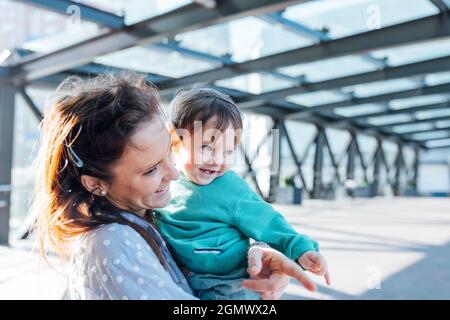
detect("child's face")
(175, 118), (241, 185)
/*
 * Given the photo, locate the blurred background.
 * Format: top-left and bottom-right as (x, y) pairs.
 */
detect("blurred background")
(0, 0), (449, 299)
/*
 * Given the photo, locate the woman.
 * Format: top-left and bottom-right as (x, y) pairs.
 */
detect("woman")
(32, 73), (316, 300)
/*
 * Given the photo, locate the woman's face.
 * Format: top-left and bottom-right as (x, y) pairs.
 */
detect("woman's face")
(105, 117), (179, 214)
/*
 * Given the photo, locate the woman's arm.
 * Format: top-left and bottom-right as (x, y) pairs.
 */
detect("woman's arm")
(79, 223), (197, 300)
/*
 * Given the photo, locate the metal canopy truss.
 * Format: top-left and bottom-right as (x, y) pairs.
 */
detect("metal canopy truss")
(1, 0), (450, 244)
(0, 1), (446, 151)
(158, 13), (450, 90)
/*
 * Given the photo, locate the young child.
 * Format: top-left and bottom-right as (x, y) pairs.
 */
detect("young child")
(155, 88), (330, 300)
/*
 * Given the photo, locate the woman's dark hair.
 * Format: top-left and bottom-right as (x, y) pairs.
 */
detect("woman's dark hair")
(170, 87), (243, 134)
(32, 72), (169, 270)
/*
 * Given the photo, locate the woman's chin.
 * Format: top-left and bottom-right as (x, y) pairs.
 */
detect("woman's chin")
(150, 190), (172, 208)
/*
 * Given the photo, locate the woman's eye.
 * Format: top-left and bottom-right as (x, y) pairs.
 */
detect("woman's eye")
(144, 166), (158, 175)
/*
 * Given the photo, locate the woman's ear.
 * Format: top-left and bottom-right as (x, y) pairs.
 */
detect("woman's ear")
(80, 175), (108, 195)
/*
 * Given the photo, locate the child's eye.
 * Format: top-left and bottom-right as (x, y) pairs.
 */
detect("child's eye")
(224, 150), (234, 157)
(202, 145), (214, 152)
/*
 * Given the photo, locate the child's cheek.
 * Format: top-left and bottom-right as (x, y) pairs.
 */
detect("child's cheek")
(190, 149), (202, 166)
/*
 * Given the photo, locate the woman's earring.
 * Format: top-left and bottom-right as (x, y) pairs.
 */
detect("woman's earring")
(101, 190), (107, 196)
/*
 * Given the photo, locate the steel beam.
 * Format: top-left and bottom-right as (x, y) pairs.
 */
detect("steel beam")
(18, 88), (43, 121)
(354, 136), (369, 183)
(279, 122), (310, 194)
(243, 123), (276, 180)
(268, 121), (282, 202)
(323, 130), (341, 184)
(311, 127), (325, 199)
(371, 140), (383, 197)
(430, 0), (450, 12)
(393, 145), (404, 196)
(346, 133), (357, 197)
(413, 147), (420, 191)
(0, 86), (15, 244)
(238, 144), (264, 198)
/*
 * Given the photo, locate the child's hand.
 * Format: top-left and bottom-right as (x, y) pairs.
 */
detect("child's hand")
(298, 251), (331, 285)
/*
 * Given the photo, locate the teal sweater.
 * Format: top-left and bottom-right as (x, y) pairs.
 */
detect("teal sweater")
(155, 171), (319, 275)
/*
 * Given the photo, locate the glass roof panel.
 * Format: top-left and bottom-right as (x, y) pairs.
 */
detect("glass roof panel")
(370, 37), (450, 66)
(426, 138), (450, 148)
(415, 109), (450, 120)
(176, 16), (314, 63)
(287, 90), (348, 107)
(22, 23), (101, 54)
(334, 103), (386, 117)
(215, 73), (295, 95)
(277, 55), (377, 82)
(412, 131), (450, 141)
(324, 128), (350, 156)
(1, 0), (99, 53)
(356, 134), (377, 163)
(392, 122), (434, 133)
(95, 46), (220, 78)
(382, 140), (398, 164)
(390, 94), (450, 110)
(283, 0), (438, 40)
(73, 0), (192, 25)
(342, 78), (419, 98)
(367, 113), (413, 126)
(425, 71), (450, 86)
(436, 120), (450, 128)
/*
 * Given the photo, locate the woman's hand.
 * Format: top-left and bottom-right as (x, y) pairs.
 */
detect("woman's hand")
(242, 246), (317, 300)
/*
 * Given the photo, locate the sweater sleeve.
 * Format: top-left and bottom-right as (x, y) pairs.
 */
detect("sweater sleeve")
(232, 189), (319, 261)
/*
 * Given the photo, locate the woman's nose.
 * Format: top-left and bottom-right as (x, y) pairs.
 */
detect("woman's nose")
(164, 156), (179, 181)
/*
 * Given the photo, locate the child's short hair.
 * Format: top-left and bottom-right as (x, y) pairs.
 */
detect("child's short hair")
(170, 87), (243, 133)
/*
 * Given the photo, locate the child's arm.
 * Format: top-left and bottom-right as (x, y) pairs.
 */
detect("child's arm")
(232, 189), (318, 260)
(298, 250), (331, 285)
(233, 189), (330, 284)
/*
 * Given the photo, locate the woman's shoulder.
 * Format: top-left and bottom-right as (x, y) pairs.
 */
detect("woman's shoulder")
(73, 222), (166, 275)
(77, 223), (151, 259)
(69, 222), (195, 300)
(82, 223), (135, 245)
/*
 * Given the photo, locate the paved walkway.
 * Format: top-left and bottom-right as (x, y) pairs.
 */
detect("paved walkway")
(1, 197), (449, 300)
